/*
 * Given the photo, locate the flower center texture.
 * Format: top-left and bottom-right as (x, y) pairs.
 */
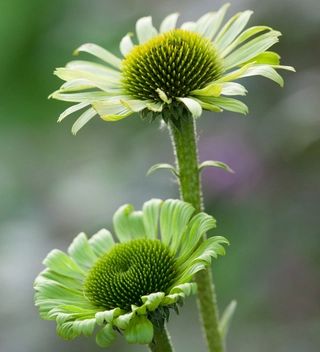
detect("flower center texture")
(84, 239), (177, 311)
(121, 29), (223, 102)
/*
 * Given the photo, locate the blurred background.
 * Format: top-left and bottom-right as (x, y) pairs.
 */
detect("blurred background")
(1, 0), (319, 351)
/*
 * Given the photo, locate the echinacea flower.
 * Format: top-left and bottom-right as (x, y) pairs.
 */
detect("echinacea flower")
(51, 3), (294, 134)
(34, 199), (228, 347)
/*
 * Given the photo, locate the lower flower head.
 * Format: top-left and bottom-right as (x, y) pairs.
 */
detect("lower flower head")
(34, 199), (228, 347)
(50, 3), (294, 134)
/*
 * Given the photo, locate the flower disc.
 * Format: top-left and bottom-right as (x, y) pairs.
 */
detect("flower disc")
(84, 239), (177, 311)
(121, 29), (222, 102)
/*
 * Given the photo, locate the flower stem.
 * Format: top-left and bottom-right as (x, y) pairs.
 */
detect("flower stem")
(169, 115), (224, 352)
(149, 322), (175, 352)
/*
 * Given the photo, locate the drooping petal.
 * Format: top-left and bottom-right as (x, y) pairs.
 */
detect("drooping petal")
(220, 82), (247, 96)
(202, 96), (249, 115)
(160, 13), (179, 33)
(57, 102), (90, 122)
(50, 91), (111, 103)
(92, 100), (133, 121)
(57, 318), (96, 339)
(195, 98), (222, 112)
(142, 198), (163, 240)
(95, 308), (124, 325)
(120, 33), (134, 56)
(113, 204), (146, 242)
(74, 43), (122, 69)
(71, 108), (96, 135)
(191, 83), (222, 97)
(140, 292), (165, 312)
(96, 324), (117, 347)
(177, 97), (202, 118)
(135, 16), (158, 44)
(123, 315), (154, 345)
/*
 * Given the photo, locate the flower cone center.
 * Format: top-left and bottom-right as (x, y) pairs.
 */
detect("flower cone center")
(84, 239), (177, 311)
(121, 29), (222, 102)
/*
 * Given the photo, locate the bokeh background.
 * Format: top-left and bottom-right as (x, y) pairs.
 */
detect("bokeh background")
(1, 0), (319, 351)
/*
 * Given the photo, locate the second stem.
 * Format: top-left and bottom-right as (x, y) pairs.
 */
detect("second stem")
(169, 116), (224, 352)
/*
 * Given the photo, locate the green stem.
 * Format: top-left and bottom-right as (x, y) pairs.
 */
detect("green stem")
(148, 322), (175, 352)
(169, 116), (224, 352)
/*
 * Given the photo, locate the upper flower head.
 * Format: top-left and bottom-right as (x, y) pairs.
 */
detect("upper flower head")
(34, 199), (228, 347)
(50, 3), (295, 133)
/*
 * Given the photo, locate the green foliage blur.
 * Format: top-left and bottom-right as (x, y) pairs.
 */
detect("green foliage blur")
(0, 0), (319, 351)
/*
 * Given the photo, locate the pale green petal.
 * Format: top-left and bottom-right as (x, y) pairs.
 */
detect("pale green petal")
(177, 97), (202, 118)
(141, 292), (165, 312)
(57, 102), (90, 122)
(40, 269), (83, 291)
(220, 82), (247, 96)
(221, 26), (272, 57)
(203, 96), (248, 115)
(156, 88), (171, 103)
(59, 78), (121, 94)
(120, 33), (134, 56)
(96, 324), (117, 347)
(245, 51), (281, 65)
(68, 233), (97, 270)
(66, 60), (120, 77)
(180, 21), (196, 31)
(194, 3), (230, 40)
(195, 98), (222, 112)
(113, 312), (135, 330)
(74, 43), (122, 69)
(124, 315), (154, 345)
(160, 13), (179, 33)
(170, 283), (197, 296)
(160, 199), (194, 250)
(120, 99), (148, 112)
(215, 10), (253, 51)
(223, 30), (281, 70)
(191, 83), (222, 97)
(95, 308), (124, 325)
(50, 91), (110, 103)
(71, 108), (96, 135)
(136, 16), (158, 44)
(57, 318), (96, 339)
(176, 212), (216, 264)
(113, 204), (147, 242)
(216, 63), (254, 83)
(92, 100), (133, 121)
(146, 101), (163, 112)
(42, 249), (85, 279)
(56, 321), (78, 340)
(142, 198), (163, 240)
(88, 229), (115, 257)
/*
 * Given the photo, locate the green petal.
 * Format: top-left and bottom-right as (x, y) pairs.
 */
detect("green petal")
(191, 83), (222, 97)
(57, 318), (96, 339)
(88, 229), (115, 257)
(146, 101), (163, 112)
(39, 269), (83, 291)
(124, 315), (154, 345)
(170, 282), (197, 297)
(92, 100), (133, 121)
(220, 82), (247, 96)
(176, 212), (216, 264)
(71, 107), (96, 135)
(113, 312), (135, 330)
(42, 249), (85, 279)
(160, 13), (179, 33)
(239, 64), (287, 86)
(142, 199), (163, 240)
(57, 102), (89, 122)
(221, 26), (272, 57)
(223, 30), (281, 70)
(195, 4), (230, 40)
(66, 60), (120, 77)
(68, 233), (97, 270)
(113, 204), (147, 242)
(177, 97), (202, 118)
(96, 324), (117, 347)
(180, 21), (196, 31)
(215, 10), (253, 52)
(245, 51), (281, 65)
(120, 99), (148, 112)
(120, 33), (134, 56)
(141, 292), (165, 312)
(203, 96), (248, 115)
(74, 43), (122, 69)
(160, 199), (194, 250)
(136, 16), (158, 44)
(195, 98), (222, 112)
(50, 91), (110, 103)
(96, 308), (124, 325)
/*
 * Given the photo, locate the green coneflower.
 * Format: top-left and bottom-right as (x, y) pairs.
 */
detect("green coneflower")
(51, 3), (295, 134)
(34, 199), (228, 347)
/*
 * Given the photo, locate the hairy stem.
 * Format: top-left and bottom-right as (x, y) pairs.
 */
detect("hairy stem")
(149, 322), (175, 352)
(169, 116), (224, 352)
